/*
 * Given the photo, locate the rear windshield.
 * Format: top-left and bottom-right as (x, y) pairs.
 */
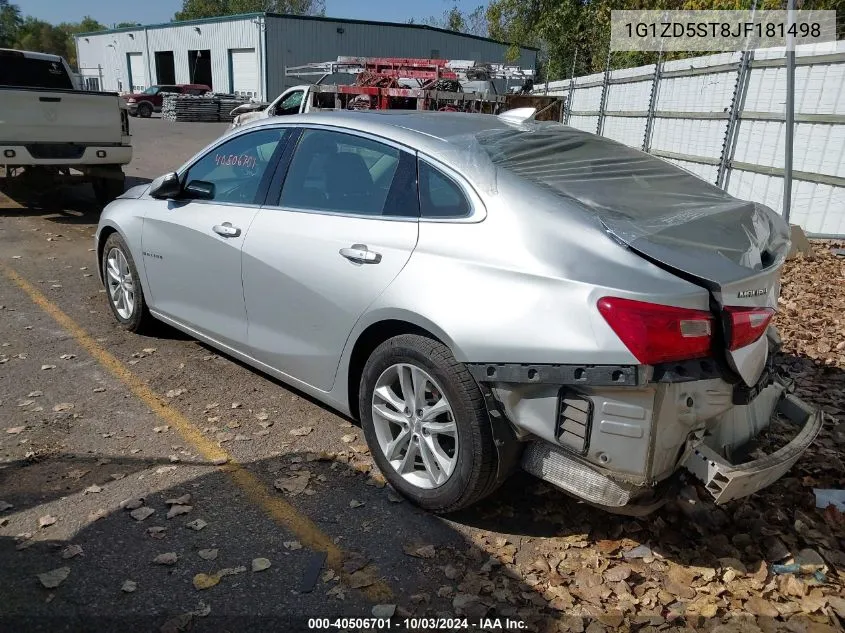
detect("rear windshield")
(474, 126), (732, 223)
(0, 54), (73, 90)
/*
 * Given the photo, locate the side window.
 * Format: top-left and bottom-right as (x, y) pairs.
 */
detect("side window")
(275, 90), (304, 116)
(418, 160), (471, 219)
(182, 128), (288, 205)
(279, 129), (407, 216)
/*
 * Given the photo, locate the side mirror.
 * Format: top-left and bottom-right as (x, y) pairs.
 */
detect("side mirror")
(149, 172), (181, 199)
(230, 102), (263, 116)
(184, 180), (215, 200)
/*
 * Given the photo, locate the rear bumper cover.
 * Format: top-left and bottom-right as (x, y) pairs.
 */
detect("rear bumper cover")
(0, 144), (132, 166)
(681, 382), (822, 504)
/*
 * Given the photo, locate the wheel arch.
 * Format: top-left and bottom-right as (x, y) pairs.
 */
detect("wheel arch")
(344, 315), (460, 421)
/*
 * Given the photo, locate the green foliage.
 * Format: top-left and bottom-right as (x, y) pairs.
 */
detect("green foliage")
(174, 0), (325, 21)
(0, 0), (22, 48)
(422, 4), (488, 36)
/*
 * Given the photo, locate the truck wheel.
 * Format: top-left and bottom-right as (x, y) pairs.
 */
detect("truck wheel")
(101, 232), (152, 333)
(359, 334), (500, 513)
(138, 102), (153, 118)
(92, 166), (126, 207)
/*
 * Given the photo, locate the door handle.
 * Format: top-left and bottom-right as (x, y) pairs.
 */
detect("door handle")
(339, 244), (381, 264)
(212, 222), (241, 238)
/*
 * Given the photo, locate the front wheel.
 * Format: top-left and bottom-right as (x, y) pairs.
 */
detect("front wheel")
(359, 334), (499, 513)
(137, 102), (153, 118)
(101, 232), (152, 333)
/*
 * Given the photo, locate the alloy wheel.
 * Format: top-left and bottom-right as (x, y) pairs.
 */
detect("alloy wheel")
(371, 363), (458, 489)
(105, 247), (135, 320)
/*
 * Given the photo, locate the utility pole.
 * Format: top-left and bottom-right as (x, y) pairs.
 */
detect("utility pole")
(783, 0), (796, 224)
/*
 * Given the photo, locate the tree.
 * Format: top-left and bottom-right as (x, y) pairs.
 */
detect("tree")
(175, 0), (325, 21)
(422, 4), (488, 37)
(13, 17), (68, 57)
(0, 0), (22, 48)
(57, 16), (105, 68)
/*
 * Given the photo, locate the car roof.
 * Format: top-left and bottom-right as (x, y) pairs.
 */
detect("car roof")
(236, 110), (517, 159)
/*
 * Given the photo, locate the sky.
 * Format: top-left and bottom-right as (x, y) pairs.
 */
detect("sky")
(13, 0), (484, 27)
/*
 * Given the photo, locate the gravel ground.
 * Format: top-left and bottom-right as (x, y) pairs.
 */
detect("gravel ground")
(0, 117), (843, 633)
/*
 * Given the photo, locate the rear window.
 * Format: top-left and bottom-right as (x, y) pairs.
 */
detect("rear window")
(474, 126), (731, 223)
(0, 53), (73, 90)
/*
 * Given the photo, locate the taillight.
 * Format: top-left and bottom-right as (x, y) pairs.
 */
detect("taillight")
(597, 297), (714, 365)
(724, 306), (774, 350)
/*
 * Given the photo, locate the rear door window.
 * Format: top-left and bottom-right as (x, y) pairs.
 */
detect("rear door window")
(279, 129), (416, 217)
(0, 53), (73, 90)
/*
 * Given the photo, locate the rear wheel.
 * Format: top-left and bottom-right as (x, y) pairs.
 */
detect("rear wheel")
(359, 334), (499, 513)
(138, 102), (153, 118)
(101, 232), (152, 333)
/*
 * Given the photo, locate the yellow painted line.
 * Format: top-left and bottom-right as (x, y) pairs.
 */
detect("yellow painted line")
(0, 262), (392, 602)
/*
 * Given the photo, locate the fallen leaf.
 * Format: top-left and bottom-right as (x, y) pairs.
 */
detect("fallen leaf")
(386, 491), (403, 503)
(349, 567), (378, 589)
(0, 501), (13, 512)
(153, 426), (170, 433)
(38, 515), (57, 528)
(146, 526), (166, 539)
(160, 613), (193, 633)
(120, 497), (144, 510)
(230, 402), (241, 409)
(84, 484), (102, 494)
(16, 400), (33, 408)
(93, 387), (106, 393)
(61, 544), (83, 559)
(256, 411), (269, 421)
(59, 354), (75, 360)
(153, 552), (178, 565)
(273, 472), (311, 496)
(6, 426), (26, 435)
(283, 540), (303, 551)
(198, 549), (218, 561)
(218, 566), (246, 577)
(252, 557), (271, 572)
(88, 508), (107, 521)
(186, 519), (207, 531)
(289, 426), (313, 436)
(142, 348), (156, 354)
(604, 564), (632, 583)
(233, 434), (251, 442)
(27, 391), (43, 398)
(372, 604), (396, 618)
(130, 507), (155, 521)
(121, 580), (137, 593)
(165, 494), (191, 506)
(192, 573), (220, 590)
(404, 544), (436, 559)
(166, 505), (192, 519)
(52, 403), (74, 412)
(341, 434), (357, 443)
(746, 596), (779, 617)
(41, 365), (56, 370)
(37, 567), (70, 589)
(165, 388), (185, 398)
(349, 499), (365, 508)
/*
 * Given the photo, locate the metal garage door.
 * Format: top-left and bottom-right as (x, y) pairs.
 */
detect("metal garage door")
(127, 53), (145, 92)
(230, 48), (258, 97)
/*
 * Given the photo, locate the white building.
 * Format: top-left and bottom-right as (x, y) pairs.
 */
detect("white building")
(75, 12), (538, 101)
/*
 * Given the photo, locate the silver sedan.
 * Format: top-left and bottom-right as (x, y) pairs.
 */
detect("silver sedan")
(96, 111), (821, 514)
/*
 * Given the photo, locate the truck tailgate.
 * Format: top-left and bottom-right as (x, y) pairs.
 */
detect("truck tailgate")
(1, 88), (124, 145)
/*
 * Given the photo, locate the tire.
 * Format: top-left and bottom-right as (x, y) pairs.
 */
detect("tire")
(359, 334), (499, 513)
(100, 232), (152, 333)
(138, 102), (153, 118)
(92, 166), (125, 207)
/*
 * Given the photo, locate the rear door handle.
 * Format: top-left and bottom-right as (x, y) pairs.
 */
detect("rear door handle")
(212, 222), (241, 238)
(339, 244), (381, 264)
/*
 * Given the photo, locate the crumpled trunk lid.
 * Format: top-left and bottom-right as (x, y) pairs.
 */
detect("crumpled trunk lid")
(473, 124), (791, 385)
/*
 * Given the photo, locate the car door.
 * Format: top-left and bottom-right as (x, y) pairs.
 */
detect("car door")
(241, 127), (420, 391)
(141, 127), (290, 350)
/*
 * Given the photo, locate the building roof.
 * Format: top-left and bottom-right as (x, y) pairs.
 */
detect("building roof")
(74, 12), (538, 53)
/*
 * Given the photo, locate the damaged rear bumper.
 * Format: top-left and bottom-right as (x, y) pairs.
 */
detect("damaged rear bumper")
(680, 382), (822, 504)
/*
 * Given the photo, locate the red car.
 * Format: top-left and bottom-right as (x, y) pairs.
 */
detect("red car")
(124, 84), (210, 117)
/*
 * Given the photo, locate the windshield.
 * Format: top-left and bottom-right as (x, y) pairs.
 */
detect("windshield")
(0, 53), (73, 90)
(142, 86), (160, 95)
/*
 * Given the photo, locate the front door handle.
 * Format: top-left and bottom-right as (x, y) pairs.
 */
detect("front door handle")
(339, 244), (381, 264)
(212, 222), (241, 238)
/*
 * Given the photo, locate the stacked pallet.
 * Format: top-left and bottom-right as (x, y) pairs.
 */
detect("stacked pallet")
(162, 94), (250, 123)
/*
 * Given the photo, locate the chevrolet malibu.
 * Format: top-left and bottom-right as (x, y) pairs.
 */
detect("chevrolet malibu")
(95, 111), (821, 514)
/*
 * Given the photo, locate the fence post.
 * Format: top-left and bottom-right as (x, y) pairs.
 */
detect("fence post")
(717, 49), (754, 189)
(565, 49), (577, 125)
(596, 46), (612, 136)
(642, 49), (663, 152)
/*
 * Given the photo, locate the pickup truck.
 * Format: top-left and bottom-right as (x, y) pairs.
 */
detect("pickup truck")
(0, 48), (132, 206)
(230, 84), (312, 126)
(123, 83), (211, 118)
